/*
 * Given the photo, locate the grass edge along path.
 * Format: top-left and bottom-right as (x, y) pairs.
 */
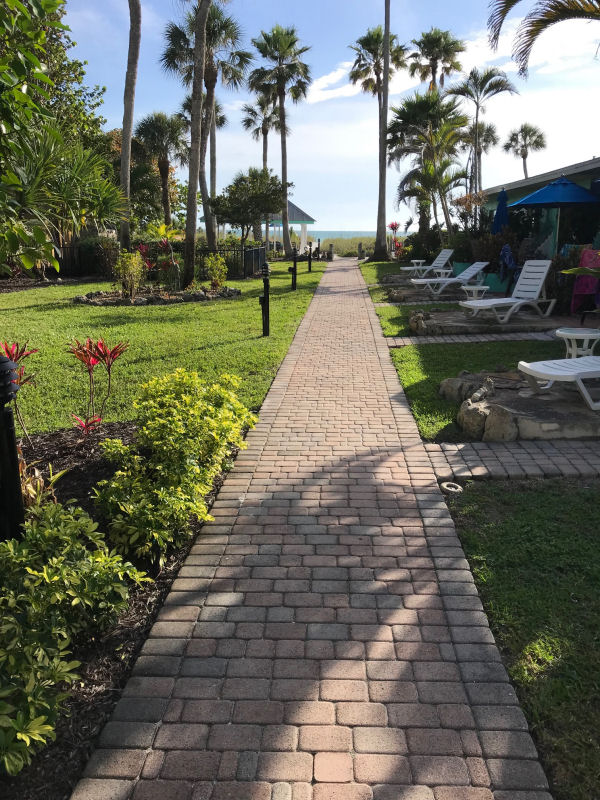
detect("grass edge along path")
(359, 259), (401, 285)
(450, 478), (600, 800)
(0, 261), (325, 434)
(376, 302), (460, 337)
(390, 340), (563, 441)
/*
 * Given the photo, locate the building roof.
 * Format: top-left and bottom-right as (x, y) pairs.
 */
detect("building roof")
(270, 200), (315, 226)
(485, 156), (600, 197)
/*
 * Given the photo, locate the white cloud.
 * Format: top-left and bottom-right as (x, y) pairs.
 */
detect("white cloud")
(306, 61), (361, 104)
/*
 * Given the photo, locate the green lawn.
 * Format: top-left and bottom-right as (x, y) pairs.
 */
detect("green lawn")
(368, 285), (391, 304)
(450, 479), (600, 800)
(376, 303), (460, 337)
(1, 262), (325, 433)
(359, 260), (403, 285)
(391, 340), (563, 440)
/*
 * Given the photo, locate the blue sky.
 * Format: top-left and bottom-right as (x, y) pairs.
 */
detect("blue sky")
(65, 0), (600, 230)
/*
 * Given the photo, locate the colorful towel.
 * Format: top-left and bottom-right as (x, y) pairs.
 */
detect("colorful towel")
(571, 248), (600, 313)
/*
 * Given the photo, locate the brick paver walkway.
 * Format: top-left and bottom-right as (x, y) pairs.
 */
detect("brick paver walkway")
(385, 331), (555, 347)
(72, 259), (551, 800)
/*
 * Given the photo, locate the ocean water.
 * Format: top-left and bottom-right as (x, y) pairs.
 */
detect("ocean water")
(309, 230), (377, 239)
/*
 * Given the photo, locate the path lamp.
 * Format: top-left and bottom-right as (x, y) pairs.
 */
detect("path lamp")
(259, 260), (270, 337)
(0, 355), (25, 540)
(288, 246), (297, 291)
(308, 241), (312, 273)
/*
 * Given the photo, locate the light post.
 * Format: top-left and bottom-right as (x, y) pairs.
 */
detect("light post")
(308, 241), (312, 273)
(288, 246), (297, 291)
(0, 355), (25, 540)
(259, 261), (270, 337)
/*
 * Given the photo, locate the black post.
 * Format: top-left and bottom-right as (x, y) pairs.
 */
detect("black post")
(259, 261), (270, 337)
(0, 356), (25, 540)
(288, 246), (297, 290)
(308, 241), (312, 273)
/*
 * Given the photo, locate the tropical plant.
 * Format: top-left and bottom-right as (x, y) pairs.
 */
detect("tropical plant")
(503, 122), (546, 178)
(447, 67), (517, 221)
(162, 4), (251, 248)
(205, 252), (228, 288)
(488, 0), (600, 75)
(135, 113), (188, 225)
(120, 0), (142, 251)
(408, 27), (465, 90)
(68, 337), (129, 428)
(241, 92), (284, 171)
(249, 25), (311, 257)
(112, 250), (146, 299)
(1, 342), (38, 438)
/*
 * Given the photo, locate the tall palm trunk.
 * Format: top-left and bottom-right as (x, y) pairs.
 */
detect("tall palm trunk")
(373, 0), (390, 261)
(158, 158), (172, 225)
(521, 150), (528, 178)
(262, 123), (269, 247)
(210, 112), (217, 199)
(473, 104), (480, 227)
(278, 86), (292, 257)
(120, 0), (141, 252)
(184, 0), (212, 286)
(200, 65), (218, 249)
(418, 201), (430, 233)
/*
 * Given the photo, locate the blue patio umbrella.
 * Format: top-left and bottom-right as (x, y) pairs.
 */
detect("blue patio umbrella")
(508, 176), (600, 253)
(491, 188), (508, 234)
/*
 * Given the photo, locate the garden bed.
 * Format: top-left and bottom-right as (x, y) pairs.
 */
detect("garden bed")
(407, 307), (572, 336)
(73, 285), (241, 306)
(375, 303), (460, 337)
(450, 478), (600, 800)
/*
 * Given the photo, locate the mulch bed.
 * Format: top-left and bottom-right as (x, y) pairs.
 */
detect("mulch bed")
(0, 423), (227, 800)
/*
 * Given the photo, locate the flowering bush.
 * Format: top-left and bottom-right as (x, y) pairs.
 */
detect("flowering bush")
(95, 370), (256, 564)
(1, 341), (38, 437)
(67, 337), (129, 433)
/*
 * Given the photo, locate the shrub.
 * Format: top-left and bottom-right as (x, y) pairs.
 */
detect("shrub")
(205, 253), (227, 289)
(113, 250), (146, 299)
(95, 370), (256, 564)
(0, 503), (146, 775)
(156, 253), (182, 291)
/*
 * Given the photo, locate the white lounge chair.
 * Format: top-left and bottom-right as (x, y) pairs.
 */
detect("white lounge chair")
(398, 249), (454, 278)
(518, 356), (600, 411)
(459, 260), (555, 324)
(410, 261), (489, 297)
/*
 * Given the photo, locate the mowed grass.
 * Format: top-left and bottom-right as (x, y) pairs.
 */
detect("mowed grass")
(359, 260), (404, 285)
(391, 340), (563, 440)
(450, 479), (600, 800)
(0, 262), (325, 433)
(376, 303), (460, 337)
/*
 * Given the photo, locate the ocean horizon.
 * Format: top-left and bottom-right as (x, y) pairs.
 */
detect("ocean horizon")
(307, 230), (376, 239)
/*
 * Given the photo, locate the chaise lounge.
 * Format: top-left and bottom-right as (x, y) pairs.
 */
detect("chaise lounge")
(518, 356), (600, 411)
(399, 248), (454, 278)
(459, 260), (554, 324)
(410, 261), (489, 297)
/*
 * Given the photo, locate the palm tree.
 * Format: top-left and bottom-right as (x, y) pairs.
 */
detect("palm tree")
(503, 122), (546, 178)
(446, 67), (517, 207)
(349, 14), (406, 260)
(120, 0), (141, 251)
(162, 4), (251, 249)
(408, 27), (465, 91)
(461, 121), (499, 194)
(135, 112), (188, 225)
(488, 0), (600, 75)
(182, 0), (211, 286)
(349, 25), (408, 120)
(241, 92), (284, 170)
(249, 25), (311, 257)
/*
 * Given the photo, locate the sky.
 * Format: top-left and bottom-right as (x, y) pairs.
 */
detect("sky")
(64, 0), (600, 231)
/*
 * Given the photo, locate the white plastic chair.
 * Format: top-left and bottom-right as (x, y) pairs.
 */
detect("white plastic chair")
(398, 249), (454, 278)
(410, 261), (489, 297)
(518, 355), (600, 411)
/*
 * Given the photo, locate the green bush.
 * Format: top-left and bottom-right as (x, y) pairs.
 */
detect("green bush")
(95, 369), (256, 564)
(113, 250), (146, 299)
(205, 253), (227, 289)
(156, 253), (182, 291)
(0, 503), (146, 775)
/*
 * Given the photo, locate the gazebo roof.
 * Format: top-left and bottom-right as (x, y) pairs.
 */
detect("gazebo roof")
(270, 200), (315, 226)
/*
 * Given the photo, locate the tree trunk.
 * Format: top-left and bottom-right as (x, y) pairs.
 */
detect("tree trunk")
(158, 158), (172, 225)
(522, 155), (528, 179)
(418, 201), (430, 234)
(210, 111), (217, 199)
(252, 220), (262, 242)
(120, 0), (141, 252)
(430, 60), (438, 91)
(200, 67), (218, 249)
(478, 149), (483, 195)
(473, 106), (480, 228)
(184, 0), (211, 287)
(262, 124), (268, 170)
(373, 0), (390, 261)
(278, 86), (292, 257)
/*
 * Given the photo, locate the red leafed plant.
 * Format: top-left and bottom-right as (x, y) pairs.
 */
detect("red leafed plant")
(136, 242), (153, 270)
(1, 341), (39, 439)
(67, 337), (129, 431)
